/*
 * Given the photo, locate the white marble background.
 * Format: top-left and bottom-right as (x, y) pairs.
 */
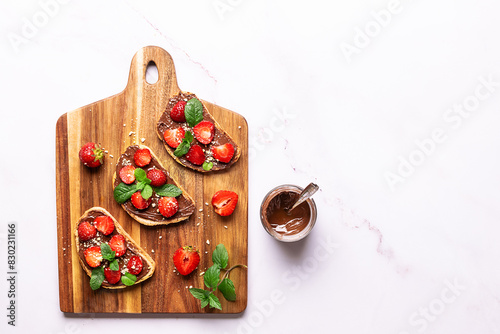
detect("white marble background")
(1, 0), (500, 333)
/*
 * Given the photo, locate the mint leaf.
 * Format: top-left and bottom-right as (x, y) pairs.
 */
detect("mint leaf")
(114, 182), (137, 203)
(208, 293), (222, 310)
(109, 259), (119, 271)
(189, 288), (209, 300)
(141, 184), (153, 200)
(154, 184), (182, 197)
(212, 244), (229, 269)
(201, 299), (209, 308)
(100, 243), (115, 261)
(134, 168), (147, 182)
(121, 273), (137, 286)
(204, 264), (220, 289)
(219, 278), (236, 301)
(174, 131), (194, 157)
(202, 161), (213, 171)
(90, 267), (105, 290)
(185, 98), (204, 127)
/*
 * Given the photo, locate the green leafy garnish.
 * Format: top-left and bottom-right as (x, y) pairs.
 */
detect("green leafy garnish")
(134, 168), (148, 181)
(100, 243), (115, 261)
(114, 182), (138, 203)
(154, 184), (182, 197)
(90, 267), (105, 291)
(141, 184), (153, 200)
(121, 273), (137, 286)
(202, 161), (213, 171)
(189, 244), (247, 311)
(109, 259), (119, 271)
(184, 98), (204, 127)
(174, 131), (194, 157)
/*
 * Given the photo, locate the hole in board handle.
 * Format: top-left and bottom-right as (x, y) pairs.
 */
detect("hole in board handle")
(145, 61), (159, 84)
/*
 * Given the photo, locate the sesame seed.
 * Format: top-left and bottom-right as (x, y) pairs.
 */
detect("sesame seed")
(206, 240), (210, 245)
(109, 155), (114, 158)
(141, 138), (146, 143)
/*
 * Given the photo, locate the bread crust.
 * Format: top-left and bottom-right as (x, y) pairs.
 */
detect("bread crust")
(74, 207), (156, 289)
(156, 92), (241, 173)
(112, 144), (195, 226)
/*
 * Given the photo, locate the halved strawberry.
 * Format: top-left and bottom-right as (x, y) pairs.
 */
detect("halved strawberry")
(131, 191), (151, 210)
(127, 255), (143, 275)
(185, 144), (205, 165)
(84, 246), (102, 268)
(170, 100), (187, 122)
(78, 221), (97, 241)
(104, 267), (121, 284)
(109, 235), (126, 257)
(134, 148), (151, 167)
(79, 142), (104, 168)
(163, 127), (185, 149)
(173, 246), (200, 275)
(193, 121), (215, 144)
(119, 165), (136, 184)
(212, 190), (238, 216)
(94, 216), (114, 235)
(146, 168), (167, 187)
(211, 143), (235, 163)
(158, 196), (179, 218)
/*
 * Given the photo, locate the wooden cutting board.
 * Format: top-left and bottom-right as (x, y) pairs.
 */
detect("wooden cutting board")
(55, 46), (248, 313)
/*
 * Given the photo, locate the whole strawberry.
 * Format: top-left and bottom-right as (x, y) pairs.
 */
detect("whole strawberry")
(173, 246), (200, 275)
(79, 142), (104, 168)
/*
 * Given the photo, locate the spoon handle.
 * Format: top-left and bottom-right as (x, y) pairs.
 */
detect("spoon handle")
(287, 183), (319, 212)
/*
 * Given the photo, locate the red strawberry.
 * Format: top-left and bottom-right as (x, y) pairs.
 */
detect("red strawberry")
(109, 235), (126, 257)
(193, 121), (215, 144)
(94, 216), (114, 235)
(134, 148), (151, 167)
(211, 143), (235, 163)
(147, 168), (167, 187)
(79, 142), (104, 168)
(173, 246), (200, 275)
(84, 246), (102, 268)
(163, 127), (185, 149)
(104, 267), (121, 284)
(212, 190), (238, 216)
(158, 196), (179, 218)
(119, 165), (136, 184)
(131, 191), (151, 210)
(78, 221), (96, 241)
(185, 144), (205, 165)
(127, 255), (143, 275)
(170, 100), (187, 122)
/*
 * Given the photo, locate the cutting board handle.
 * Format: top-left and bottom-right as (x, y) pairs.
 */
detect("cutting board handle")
(125, 45), (180, 92)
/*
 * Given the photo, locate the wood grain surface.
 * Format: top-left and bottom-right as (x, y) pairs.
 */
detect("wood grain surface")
(55, 46), (248, 313)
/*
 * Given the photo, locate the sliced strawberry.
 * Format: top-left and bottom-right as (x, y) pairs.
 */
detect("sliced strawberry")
(134, 148), (151, 167)
(212, 190), (238, 216)
(158, 196), (179, 218)
(173, 246), (200, 275)
(84, 246), (102, 268)
(131, 191), (151, 210)
(79, 142), (104, 168)
(163, 127), (185, 148)
(170, 100), (187, 122)
(127, 255), (143, 275)
(193, 121), (215, 144)
(94, 216), (114, 236)
(211, 143), (235, 163)
(147, 168), (167, 187)
(78, 221), (96, 241)
(109, 235), (126, 257)
(185, 144), (205, 165)
(119, 165), (136, 184)
(104, 267), (121, 284)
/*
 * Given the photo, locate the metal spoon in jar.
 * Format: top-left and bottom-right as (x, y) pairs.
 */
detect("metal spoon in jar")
(286, 183), (319, 213)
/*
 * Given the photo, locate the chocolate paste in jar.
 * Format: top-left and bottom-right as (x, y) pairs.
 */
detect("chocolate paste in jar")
(265, 192), (311, 236)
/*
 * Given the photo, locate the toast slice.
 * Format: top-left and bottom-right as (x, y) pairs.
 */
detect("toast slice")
(113, 144), (196, 226)
(74, 207), (155, 289)
(156, 91), (241, 172)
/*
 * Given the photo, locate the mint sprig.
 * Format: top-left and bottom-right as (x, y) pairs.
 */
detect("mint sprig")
(202, 161), (213, 171)
(121, 272), (137, 286)
(189, 244), (247, 311)
(184, 98), (204, 127)
(90, 267), (105, 291)
(174, 131), (194, 157)
(114, 167), (182, 203)
(100, 243), (116, 261)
